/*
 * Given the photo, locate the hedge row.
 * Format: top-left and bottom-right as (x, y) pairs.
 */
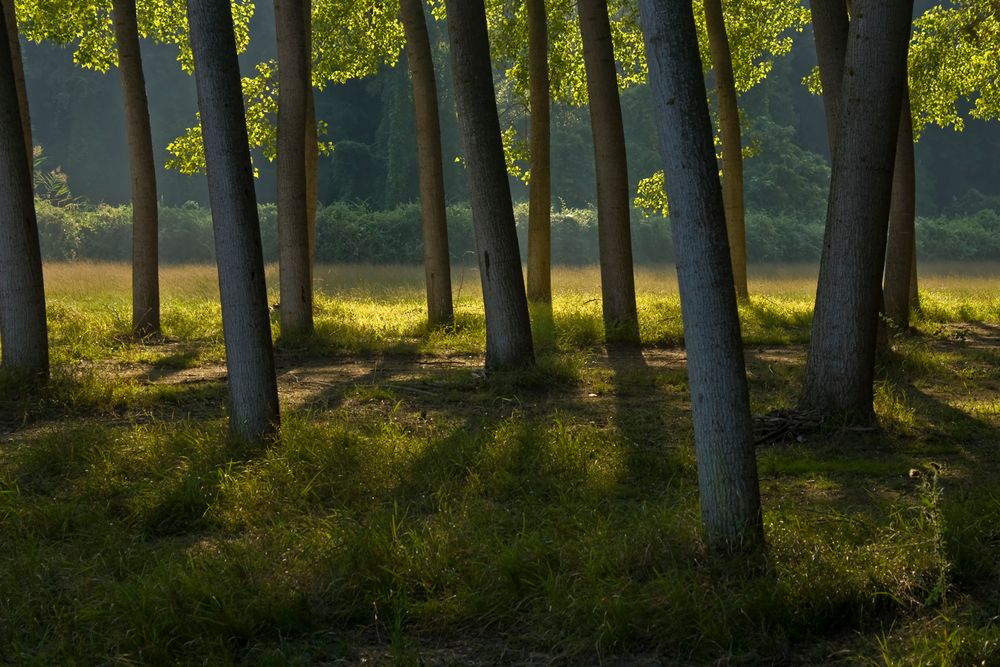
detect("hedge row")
(34, 199), (1000, 265)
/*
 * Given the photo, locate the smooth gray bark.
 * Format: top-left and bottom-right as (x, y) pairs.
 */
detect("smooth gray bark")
(304, 0), (317, 275)
(639, 0), (762, 552)
(112, 0), (160, 338)
(1, 0), (30, 169)
(704, 0), (749, 301)
(0, 4), (48, 376)
(578, 0), (640, 344)
(526, 0), (552, 306)
(400, 0), (454, 328)
(444, 0), (534, 370)
(274, 0), (313, 337)
(883, 88), (916, 332)
(811, 0), (850, 155)
(188, 0), (280, 443)
(801, 0), (914, 422)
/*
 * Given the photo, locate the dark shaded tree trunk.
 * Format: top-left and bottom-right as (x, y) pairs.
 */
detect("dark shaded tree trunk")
(112, 0), (160, 338)
(526, 0), (552, 306)
(444, 0), (534, 370)
(883, 88), (916, 332)
(909, 239), (919, 310)
(577, 0), (639, 344)
(704, 0), (748, 301)
(0, 5), (48, 376)
(810, 0), (850, 155)
(274, 0), (313, 337)
(800, 0), (914, 423)
(639, 0), (762, 553)
(400, 0), (454, 328)
(1, 0), (30, 169)
(188, 0), (280, 443)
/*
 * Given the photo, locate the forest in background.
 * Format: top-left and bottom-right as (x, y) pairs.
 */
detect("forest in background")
(21, 0), (1000, 260)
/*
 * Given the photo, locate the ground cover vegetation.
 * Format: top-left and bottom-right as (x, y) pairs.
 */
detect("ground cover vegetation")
(3, 0), (1000, 662)
(1, 265), (999, 664)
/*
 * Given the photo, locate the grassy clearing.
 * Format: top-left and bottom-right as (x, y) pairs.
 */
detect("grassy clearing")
(1, 262), (998, 663)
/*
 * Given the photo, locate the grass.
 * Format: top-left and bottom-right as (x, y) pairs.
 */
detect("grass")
(0, 261), (998, 664)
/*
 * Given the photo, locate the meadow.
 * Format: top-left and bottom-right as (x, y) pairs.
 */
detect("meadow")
(1, 262), (999, 664)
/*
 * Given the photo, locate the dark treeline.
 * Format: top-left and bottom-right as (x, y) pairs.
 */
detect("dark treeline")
(21, 2), (1000, 221)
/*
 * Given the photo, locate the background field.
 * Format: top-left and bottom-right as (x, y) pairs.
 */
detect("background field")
(1, 262), (998, 664)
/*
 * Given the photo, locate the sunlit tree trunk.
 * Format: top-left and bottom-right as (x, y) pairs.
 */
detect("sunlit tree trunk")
(188, 0), (280, 443)
(704, 0), (748, 301)
(1, 0), (30, 169)
(0, 5), (48, 376)
(304, 0), (317, 274)
(800, 0), (914, 423)
(577, 0), (640, 344)
(639, 0), (762, 553)
(444, 0), (534, 370)
(526, 0), (552, 306)
(112, 0), (160, 338)
(400, 0), (454, 328)
(883, 88), (916, 332)
(274, 0), (313, 337)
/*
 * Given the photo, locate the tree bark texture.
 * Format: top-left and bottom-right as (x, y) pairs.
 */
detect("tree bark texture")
(112, 0), (161, 338)
(0, 5), (48, 375)
(577, 0), (639, 344)
(304, 0), (317, 275)
(274, 0), (313, 337)
(400, 0), (454, 328)
(909, 238), (919, 310)
(801, 0), (914, 423)
(188, 0), (280, 443)
(703, 0), (749, 301)
(883, 87), (916, 332)
(639, 0), (762, 553)
(810, 0), (850, 156)
(1, 0), (30, 169)
(444, 0), (534, 370)
(526, 0), (552, 305)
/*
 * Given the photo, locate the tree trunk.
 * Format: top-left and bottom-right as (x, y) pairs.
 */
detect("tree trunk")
(909, 238), (919, 310)
(188, 0), (280, 443)
(274, 0), (313, 337)
(0, 5), (48, 376)
(526, 0), (552, 306)
(703, 0), (748, 301)
(400, 0), (454, 328)
(883, 87), (916, 333)
(800, 0), (914, 423)
(304, 0), (317, 275)
(810, 0), (850, 155)
(1, 0), (30, 170)
(112, 0), (160, 339)
(577, 0), (639, 344)
(444, 0), (534, 370)
(639, 0), (762, 553)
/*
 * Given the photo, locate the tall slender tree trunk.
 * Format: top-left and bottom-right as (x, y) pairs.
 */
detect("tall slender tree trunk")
(909, 239), (919, 310)
(112, 0), (160, 338)
(526, 0), (552, 306)
(1, 0), (30, 169)
(810, 0), (850, 155)
(400, 0), (454, 328)
(883, 87), (916, 332)
(274, 0), (313, 337)
(0, 5), (48, 376)
(444, 0), (534, 370)
(304, 0), (317, 274)
(800, 0), (914, 423)
(188, 0), (280, 443)
(639, 0), (762, 553)
(703, 0), (748, 301)
(577, 0), (639, 344)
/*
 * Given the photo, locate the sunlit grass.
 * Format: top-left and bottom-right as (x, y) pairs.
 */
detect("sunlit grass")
(1, 260), (996, 662)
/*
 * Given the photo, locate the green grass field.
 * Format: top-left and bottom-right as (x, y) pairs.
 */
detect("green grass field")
(1, 262), (999, 664)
